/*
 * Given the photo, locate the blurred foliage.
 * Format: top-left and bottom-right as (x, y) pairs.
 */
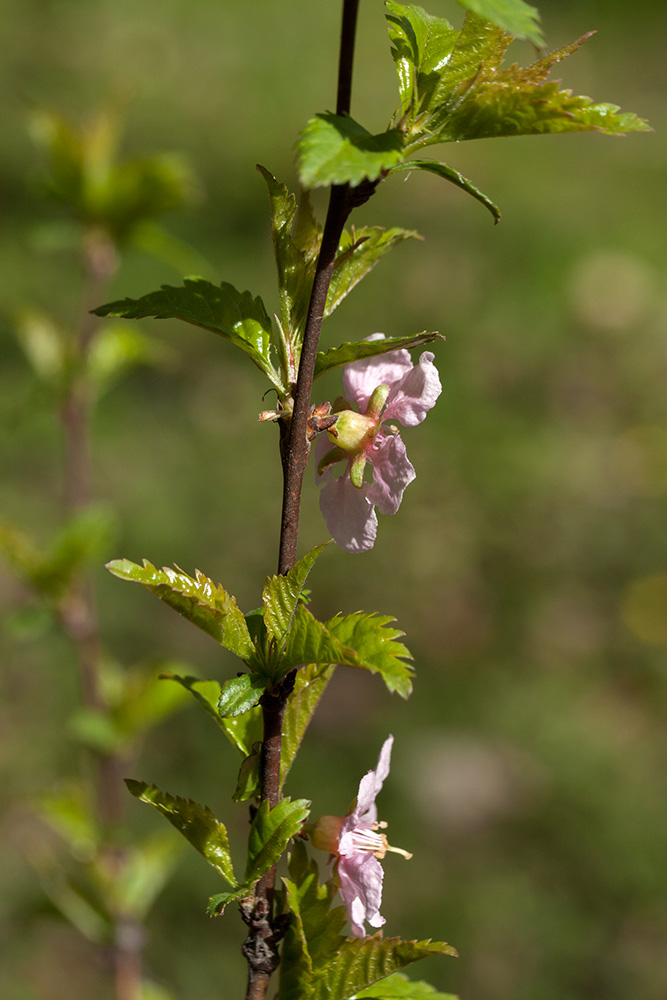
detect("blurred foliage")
(1, 1), (666, 1000)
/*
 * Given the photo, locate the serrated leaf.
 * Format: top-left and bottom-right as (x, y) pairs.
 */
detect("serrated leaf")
(105, 559), (254, 661)
(126, 780), (237, 887)
(314, 332), (440, 380)
(354, 970), (458, 999)
(324, 613), (414, 699)
(258, 165), (321, 373)
(325, 227), (420, 317)
(387, 8), (650, 148)
(297, 113), (405, 189)
(217, 673), (268, 717)
(456, 0), (543, 46)
(245, 798), (310, 883)
(206, 886), (254, 916)
(389, 160), (500, 223)
(277, 604), (360, 677)
(280, 663), (335, 791)
(312, 937), (458, 1000)
(263, 543), (329, 648)
(94, 279), (284, 391)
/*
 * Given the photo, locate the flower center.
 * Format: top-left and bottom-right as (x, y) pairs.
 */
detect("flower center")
(351, 821), (413, 861)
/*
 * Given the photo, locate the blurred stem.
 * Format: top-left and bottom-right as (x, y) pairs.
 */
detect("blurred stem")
(58, 228), (142, 1000)
(244, 4), (363, 1000)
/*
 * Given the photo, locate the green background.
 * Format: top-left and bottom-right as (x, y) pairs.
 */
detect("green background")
(1, 1), (666, 998)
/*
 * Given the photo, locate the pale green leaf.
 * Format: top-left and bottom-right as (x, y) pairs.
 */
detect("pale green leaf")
(314, 332), (441, 380)
(456, 0), (543, 45)
(325, 227), (421, 317)
(126, 780), (237, 887)
(94, 279), (284, 391)
(297, 114), (405, 189)
(232, 745), (261, 802)
(354, 970), (458, 998)
(262, 543), (329, 647)
(324, 613), (414, 698)
(277, 604), (360, 677)
(389, 160), (501, 223)
(87, 322), (168, 390)
(217, 673), (268, 717)
(114, 829), (183, 920)
(280, 663), (335, 791)
(105, 559), (254, 661)
(14, 308), (69, 384)
(312, 937), (458, 1000)
(245, 798), (311, 884)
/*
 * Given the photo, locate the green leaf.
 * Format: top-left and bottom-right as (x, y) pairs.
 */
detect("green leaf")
(280, 663), (335, 791)
(94, 278), (284, 391)
(206, 887), (255, 916)
(13, 308), (69, 385)
(456, 0), (543, 46)
(389, 160), (501, 223)
(258, 165), (321, 373)
(387, 8), (651, 148)
(87, 322), (169, 391)
(113, 829), (183, 920)
(105, 559), (254, 661)
(217, 673), (268, 718)
(325, 227), (421, 317)
(297, 114), (405, 189)
(126, 780), (237, 887)
(232, 744), (261, 802)
(354, 971), (458, 999)
(263, 543), (330, 648)
(314, 332), (441, 380)
(324, 613), (414, 699)
(312, 937), (458, 1000)
(245, 797), (311, 884)
(277, 604), (359, 678)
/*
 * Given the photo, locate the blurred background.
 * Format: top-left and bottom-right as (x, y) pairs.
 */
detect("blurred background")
(1, 1), (666, 998)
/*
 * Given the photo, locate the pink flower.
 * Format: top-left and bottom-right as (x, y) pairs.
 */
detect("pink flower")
(316, 335), (441, 552)
(309, 735), (412, 937)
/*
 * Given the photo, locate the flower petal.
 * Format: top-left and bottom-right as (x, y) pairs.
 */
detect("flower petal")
(343, 735), (394, 831)
(343, 334), (413, 413)
(366, 433), (416, 515)
(384, 351), (442, 427)
(336, 852), (385, 938)
(319, 474), (378, 553)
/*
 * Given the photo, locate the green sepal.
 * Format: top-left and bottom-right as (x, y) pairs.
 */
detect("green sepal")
(297, 113), (404, 189)
(456, 0), (543, 46)
(324, 612), (414, 699)
(105, 559), (254, 661)
(217, 673), (268, 718)
(315, 331), (440, 380)
(389, 160), (501, 223)
(125, 780), (237, 887)
(325, 227), (420, 318)
(318, 446), (347, 477)
(93, 278), (284, 393)
(280, 664), (335, 791)
(354, 970), (458, 999)
(262, 542), (330, 648)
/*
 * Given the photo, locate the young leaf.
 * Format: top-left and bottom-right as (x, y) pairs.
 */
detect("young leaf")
(232, 744), (261, 802)
(258, 165), (321, 371)
(280, 663), (335, 790)
(297, 114), (405, 189)
(456, 0), (543, 46)
(245, 798), (311, 883)
(217, 673), (268, 718)
(354, 970), (458, 999)
(325, 227), (421, 317)
(276, 604), (359, 678)
(126, 780), (237, 887)
(314, 332), (441, 380)
(388, 160), (501, 223)
(93, 279), (284, 392)
(312, 937), (458, 1000)
(113, 829), (183, 921)
(105, 559), (255, 661)
(324, 613), (414, 699)
(262, 542), (330, 648)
